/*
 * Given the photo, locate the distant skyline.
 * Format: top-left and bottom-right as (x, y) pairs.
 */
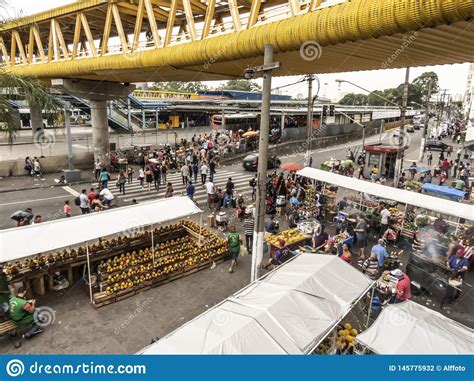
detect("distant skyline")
(1, 0), (470, 101)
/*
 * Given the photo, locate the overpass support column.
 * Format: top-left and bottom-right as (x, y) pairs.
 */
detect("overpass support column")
(90, 100), (110, 167)
(30, 105), (43, 137)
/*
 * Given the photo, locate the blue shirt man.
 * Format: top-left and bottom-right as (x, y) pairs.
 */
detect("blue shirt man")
(186, 182), (195, 199)
(371, 240), (389, 268)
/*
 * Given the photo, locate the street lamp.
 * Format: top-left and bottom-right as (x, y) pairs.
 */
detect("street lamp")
(336, 72), (410, 187)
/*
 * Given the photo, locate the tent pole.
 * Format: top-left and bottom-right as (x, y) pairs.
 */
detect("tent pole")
(199, 213), (203, 246)
(454, 217), (460, 235)
(366, 286), (375, 328)
(86, 242), (93, 304)
(151, 224), (155, 267)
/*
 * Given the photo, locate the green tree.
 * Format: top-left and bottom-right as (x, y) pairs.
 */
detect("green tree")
(338, 93), (368, 105)
(217, 79), (261, 92)
(412, 71), (439, 102)
(150, 81), (208, 93)
(0, 71), (61, 143)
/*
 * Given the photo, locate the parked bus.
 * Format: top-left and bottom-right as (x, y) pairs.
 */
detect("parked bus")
(211, 113), (259, 131)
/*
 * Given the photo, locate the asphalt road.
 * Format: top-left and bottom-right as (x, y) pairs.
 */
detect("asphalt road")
(0, 127), (425, 230)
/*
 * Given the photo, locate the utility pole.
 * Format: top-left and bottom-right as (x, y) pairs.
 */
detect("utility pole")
(64, 102), (74, 170)
(306, 75), (314, 166)
(436, 89), (447, 135)
(419, 78), (432, 161)
(249, 44), (280, 282)
(394, 67), (410, 187)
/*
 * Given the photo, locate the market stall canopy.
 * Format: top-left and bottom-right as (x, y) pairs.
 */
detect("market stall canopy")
(281, 163), (303, 171)
(402, 165), (431, 173)
(356, 300), (474, 354)
(297, 168), (474, 221)
(139, 254), (373, 354)
(421, 183), (467, 200)
(0, 197), (202, 263)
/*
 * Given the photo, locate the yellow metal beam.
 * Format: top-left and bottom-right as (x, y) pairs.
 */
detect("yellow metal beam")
(164, 0), (178, 46)
(246, 0), (261, 28)
(144, 0), (161, 47)
(0, 36), (10, 66)
(182, 0), (197, 41)
(28, 27), (35, 63)
(289, 0), (300, 16)
(101, 4), (113, 55)
(132, 0), (145, 51)
(228, 0), (242, 31)
(111, 3), (129, 52)
(54, 20), (70, 59)
(81, 13), (98, 56)
(72, 13), (82, 58)
(12, 31), (27, 65)
(201, 0), (216, 39)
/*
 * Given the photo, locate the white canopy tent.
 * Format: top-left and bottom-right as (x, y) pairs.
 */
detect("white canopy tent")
(0, 197), (203, 302)
(139, 254), (374, 354)
(297, 167), (474, 221)
(0, 196), (202, 263)
(356, 300), (474, 354)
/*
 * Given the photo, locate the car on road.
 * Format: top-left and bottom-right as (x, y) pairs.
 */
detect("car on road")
(424, 140), (449, 151)
(413, 124), (420, 130)
(392, 129), (400, 137)
(406, 125), (415, 133)
(243, 154), (281, 171)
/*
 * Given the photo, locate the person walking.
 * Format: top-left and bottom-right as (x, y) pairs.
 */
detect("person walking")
(94, 159), (102, 180)
(354, 214), (367, 259)
(161, 163), (167, 184)
(138, 167), (145, 189)
(427, 151), (433, 166)
(200, 162), (209, 185)
(205, 180), (215, 209)
(117, 170), (126, 195)
(209, 159), (216, 182)
(227, 226), (242, 273)
(192, 162), (199, 183)
(165, 182), (174, 198)
(153, 165), (161, 191)
(99, 167), (110, 188)
(145, 166), (153, 192)
(249, 174), (257, 202)
(186, 181), (195, 200)
(181, 164), (189, 185)
(126, 166), (134, 184)
(63, 200), (72, 217)
(79, 189), (90, 214)
(243, 212), (255, 255)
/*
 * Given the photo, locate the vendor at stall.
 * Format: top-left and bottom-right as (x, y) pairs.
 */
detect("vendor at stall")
(262, 240), (291, 270)
(391, 269), (412, 303)
(0, 264), (10, 314)
(265, 215), (279, 234)
(9, 287), (45, 339)
(371, 239), (389, 269)
(362, 253), (379, 280)
(312, 225), (328, 252)
(447, 248), (469, 280)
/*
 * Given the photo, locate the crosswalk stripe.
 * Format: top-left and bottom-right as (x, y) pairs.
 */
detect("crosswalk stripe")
(122, 178), (253, 202)
(62, 186), (80, 197)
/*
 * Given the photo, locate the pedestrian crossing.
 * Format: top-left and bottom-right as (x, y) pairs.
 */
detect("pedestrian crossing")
(109, 169), (255, 205)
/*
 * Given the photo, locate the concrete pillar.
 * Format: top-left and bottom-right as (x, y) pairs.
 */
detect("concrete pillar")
(90, 100), (110, 166)
(30, 105), (44, 137)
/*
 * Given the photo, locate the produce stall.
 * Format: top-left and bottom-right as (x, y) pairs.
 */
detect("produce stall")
(265, 229), (308, 255)
(355, 300), (474, 354)
(139, 254), (374, 354)
(0, 197), (228, 307)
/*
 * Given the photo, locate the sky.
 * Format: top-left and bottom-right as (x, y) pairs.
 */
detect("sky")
(1, 0), (471, 101)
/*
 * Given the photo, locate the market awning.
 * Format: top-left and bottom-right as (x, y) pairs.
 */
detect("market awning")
(0, 197), (202, 263)
(139, 254), (373, 354)
(421, 183), (467, 200)
(297, 168), (474, 221)
(356, 300), (474, 354)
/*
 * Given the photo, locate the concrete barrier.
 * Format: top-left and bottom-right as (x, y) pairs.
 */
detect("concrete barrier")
(0, 152), (94, 177)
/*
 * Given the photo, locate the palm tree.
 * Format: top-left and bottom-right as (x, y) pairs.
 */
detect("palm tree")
(0, 70), (61, 143)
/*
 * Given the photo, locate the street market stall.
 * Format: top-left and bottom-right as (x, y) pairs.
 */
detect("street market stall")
(355, 300), (474, 354)
(0, 197), (229, 307)
(422, 183), (467, 201)
(139, 254), (374, 354)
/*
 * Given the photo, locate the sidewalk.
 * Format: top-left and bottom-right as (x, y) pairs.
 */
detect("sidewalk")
(0, 171), (96, 194)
